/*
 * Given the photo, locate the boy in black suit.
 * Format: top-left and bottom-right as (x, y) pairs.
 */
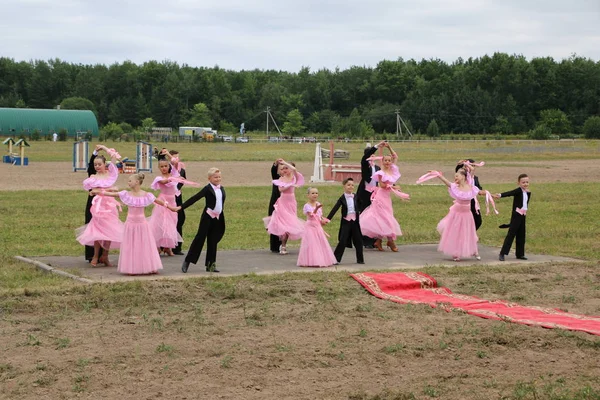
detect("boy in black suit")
(180, 168), (226, 273)
(326, 178), (364, 264)
(494, 174), (531, 261)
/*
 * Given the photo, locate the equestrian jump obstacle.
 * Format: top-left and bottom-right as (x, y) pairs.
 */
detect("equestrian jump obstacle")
(72, 141), (153, 174)
(73, 140), (89, 171)
(136, 141), (153, 173)
(310, 141), (361, 183)
(3, 137), (29, 166)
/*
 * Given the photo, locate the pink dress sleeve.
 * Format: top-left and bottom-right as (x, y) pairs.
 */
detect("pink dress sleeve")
(448, 183), (476, 201)
(119, 191), (156, 207)
(83, 163), (119, 190)
(303, 203), (313, 216)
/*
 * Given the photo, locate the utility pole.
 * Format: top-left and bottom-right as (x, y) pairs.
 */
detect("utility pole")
(395, 110), (413, 138)
(265, 106), (282, 138)
(266, 106), (270, 138)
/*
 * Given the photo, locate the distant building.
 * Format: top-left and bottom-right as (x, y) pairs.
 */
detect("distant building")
(0, 108), (99, 138)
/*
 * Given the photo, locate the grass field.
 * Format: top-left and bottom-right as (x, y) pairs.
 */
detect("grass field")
(21, 139), (600, 163)
(1, 141), (600, 399)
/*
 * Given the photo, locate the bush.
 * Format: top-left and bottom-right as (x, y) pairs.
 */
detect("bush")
(528, 124), (551, 140)
(58, 129), (68, 141)
(582, 116), (600, 139)
(427, 119), (440, 137)
(31, 130), (41, 141)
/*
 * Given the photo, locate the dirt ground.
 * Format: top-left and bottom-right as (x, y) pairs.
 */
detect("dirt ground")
(1, 262), (600, 399)
(2, 158), (600, 399)
(1, 159), (600, 191)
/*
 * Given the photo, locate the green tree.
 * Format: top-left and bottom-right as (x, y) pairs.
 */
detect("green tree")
(582, 116), (600, 139)
(15, 99), (26, 108)
(427, 119), (440, 137)
(119, 122), (133, 133)
(528, 123), (551, 140)
(282, 109), (305, 136)
(60, 97), (96, 112)
(184, 103), (213, 127)
(101, 122), (124, 141)
(539, 109), (571, 135)
(141, 117), (156, 132)
(491, 116), (512, 135)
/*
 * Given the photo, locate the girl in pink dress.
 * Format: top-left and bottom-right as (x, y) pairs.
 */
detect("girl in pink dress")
(359, 143), (409, 252)
(93, 173), (179, 275)
(148, 157), (184, 256)
(75, 144), (124, 267)
(263, 159), (305, 255)
(297, 188), (337, 268)
(430, 167), (481, 261)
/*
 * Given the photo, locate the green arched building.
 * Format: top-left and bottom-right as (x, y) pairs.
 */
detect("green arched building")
(0, 108), (99, 137)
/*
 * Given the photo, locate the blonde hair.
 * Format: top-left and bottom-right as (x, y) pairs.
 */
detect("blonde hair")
(208, 167), (220, 178)
(132, 173), (145, 185)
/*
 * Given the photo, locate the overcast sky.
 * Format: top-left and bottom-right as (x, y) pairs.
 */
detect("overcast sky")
(2, 0), (599, 71)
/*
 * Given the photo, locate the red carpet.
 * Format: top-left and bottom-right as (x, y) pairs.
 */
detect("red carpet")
(351, 272), (600, 336)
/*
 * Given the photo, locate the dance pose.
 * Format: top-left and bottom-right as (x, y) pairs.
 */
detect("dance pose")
(84, 145), (103, 262)
(456, 159), (484, 230)
(169, 150), (187, 255)
(359, 142), (409, 252)
(494, 174), (531, 261)
(268, 159), (283, 253)
(92, 173), (178, 275)
(326, 178), (364, 264)
(297, 188), (337, 268)
(148, 157), (184, 256)
(180, 168), (226, 273)
(429, 167), (481, 261)
(263, 159), (305, 255)
(357, 141), (385, 248)
(76, 144), (124, 267)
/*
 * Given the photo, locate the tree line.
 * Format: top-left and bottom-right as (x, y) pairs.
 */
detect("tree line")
(1, 53), (600, 138)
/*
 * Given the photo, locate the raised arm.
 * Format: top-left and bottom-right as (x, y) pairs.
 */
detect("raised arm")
(435, 172), (452, 188)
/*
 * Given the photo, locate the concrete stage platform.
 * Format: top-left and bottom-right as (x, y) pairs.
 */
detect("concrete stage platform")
(25, 244), (580, 283)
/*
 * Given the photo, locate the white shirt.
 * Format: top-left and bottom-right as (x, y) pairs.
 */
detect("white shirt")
(522, 190), (528, 211)
(211, 184), (223, 214)
(344, 193), (356, 216)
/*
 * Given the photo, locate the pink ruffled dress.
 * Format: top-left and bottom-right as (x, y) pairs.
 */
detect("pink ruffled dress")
(117, 191), (163, 275)
(263, 171), (305, 241)
(148, 169), (183, 248)
(437, 183), (480, 258)
(75, 163), (124, 249)
(297, 203), (336, 268)
(359, 164), (404, 240)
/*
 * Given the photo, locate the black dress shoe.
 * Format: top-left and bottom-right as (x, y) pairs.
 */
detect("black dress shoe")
(357, 261), (365, 264)
(517, 256), (528, 260)
(181, 261), (190, 273)
(364, 245), (374, 249)
(172, 251), (185, 255)
(498, 254), (505, 261)
(206, 262), (220, 273)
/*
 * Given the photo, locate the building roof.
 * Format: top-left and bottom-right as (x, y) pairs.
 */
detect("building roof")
(0, 108), (99, 136)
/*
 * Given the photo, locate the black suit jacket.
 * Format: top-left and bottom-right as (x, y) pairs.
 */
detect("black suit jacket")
(500, 187), (531, 217)
(182, 184), (226, 219)
(326, 193), (360, 246)
(357, 146), (380, 211)
(268, 163), (280, 215)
